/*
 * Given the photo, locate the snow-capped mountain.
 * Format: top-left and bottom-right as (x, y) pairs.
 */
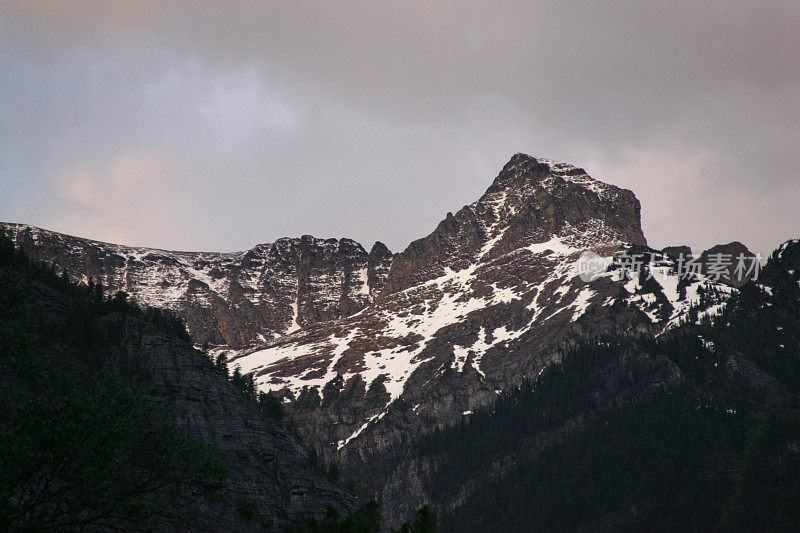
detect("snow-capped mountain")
(0, 153), (751, 462)
(226, 154), (743, 460)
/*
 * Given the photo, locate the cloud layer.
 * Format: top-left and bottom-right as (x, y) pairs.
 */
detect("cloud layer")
(2, 1), (799, 257)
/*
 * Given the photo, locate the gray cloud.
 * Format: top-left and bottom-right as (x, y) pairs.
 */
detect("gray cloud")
(1, 1), (799, 257)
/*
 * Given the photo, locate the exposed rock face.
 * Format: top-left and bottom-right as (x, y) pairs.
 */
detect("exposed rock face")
(700, 241), (757, 288)
(116, 318), (355, 529)
(0, 226), (393, 350)
(663, 245), (693, 260)
(368, 241), (394, 297)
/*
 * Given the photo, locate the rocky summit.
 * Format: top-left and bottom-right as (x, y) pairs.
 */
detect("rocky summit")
(0, 153), (750, 472)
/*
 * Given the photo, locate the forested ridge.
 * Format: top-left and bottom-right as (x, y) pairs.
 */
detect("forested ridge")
(0, 235), (230, 529)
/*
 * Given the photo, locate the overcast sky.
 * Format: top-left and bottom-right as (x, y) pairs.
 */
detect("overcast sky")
(2, 1), (798, 257)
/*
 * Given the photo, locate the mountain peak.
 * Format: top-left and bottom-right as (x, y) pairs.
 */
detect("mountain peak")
(491, 153), (607, 197)
(486, 152), (647, 243)
(369, 241), (392, 258)
(382, 154), (647, 295)
(491, 153), (552, 191)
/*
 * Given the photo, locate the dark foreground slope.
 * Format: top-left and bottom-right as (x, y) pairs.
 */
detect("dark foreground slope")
(0, 235), (354, 531)
(371, 240), (800, 530)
